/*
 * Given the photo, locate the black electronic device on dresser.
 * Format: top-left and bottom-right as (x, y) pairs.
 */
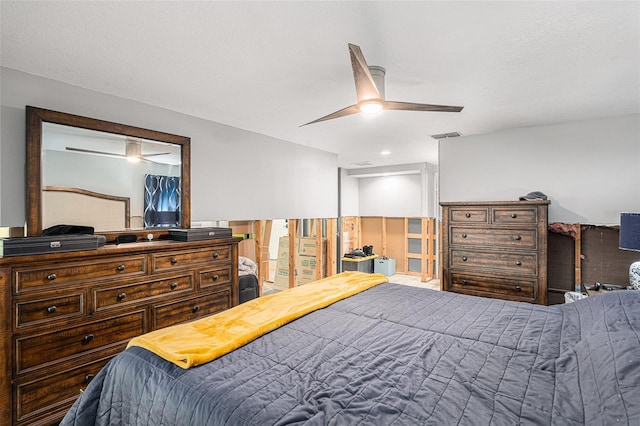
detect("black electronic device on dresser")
(440, 200), (550, 305)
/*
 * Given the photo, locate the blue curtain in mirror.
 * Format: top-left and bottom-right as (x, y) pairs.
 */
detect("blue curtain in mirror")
(144, 174), (181, 228)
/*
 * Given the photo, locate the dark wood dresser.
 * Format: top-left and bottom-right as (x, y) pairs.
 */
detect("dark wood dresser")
(0, 237), (240, 426)
(440, 200), (549, 305)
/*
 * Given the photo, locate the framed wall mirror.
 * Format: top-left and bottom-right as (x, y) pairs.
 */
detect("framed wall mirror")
(26, 106), (191, 240)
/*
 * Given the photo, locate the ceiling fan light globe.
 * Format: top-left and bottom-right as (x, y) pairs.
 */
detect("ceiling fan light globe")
(359, 100), (383, 114)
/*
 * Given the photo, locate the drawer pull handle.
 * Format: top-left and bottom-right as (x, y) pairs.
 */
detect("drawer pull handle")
(511, 213), (517, 218)
(117, 293), (127, 301)
(461, 280), (468, 285)
(47, 306), (57, 313)
(192, 305), (201, 313)
(117, 265), (126, 271)
(212, 274), (219, 281)
(83, 334), (95, 343)
(170, 282), (178, 289)
(465, 213), (471, 218)
(213, 252), (220, 259)
(85, 373), (95, 382)
(46, 273), (57, 281)
(170, 258), (178, 265)
(514, 235), (522, 241)
(461, 233), (467, 238)
(461, 256), (468, 262)
(515, 286), (522, 292)
(515, 261), (522, 266)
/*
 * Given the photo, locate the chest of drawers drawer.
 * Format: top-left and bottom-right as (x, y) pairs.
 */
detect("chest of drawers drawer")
(14, 256), (146, 293)
(152, 287), (232, 329)
(15, 292), (85, 329)
(450, 227), (537, 249)
(15, 355), (115, 424)
(450, 273), (536, 300)
(449, 208), (489, 223)
(492, 207), (538, 224)
(200, 265), (232, 288)
(92, 273), (194, 312)
(450, 249), (538, 275)
(152, 245), (232, 273)
(15, 310), (145, 374)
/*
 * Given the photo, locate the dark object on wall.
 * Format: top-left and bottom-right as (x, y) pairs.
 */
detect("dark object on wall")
(168, 227), (233, 242)
(0, 234), (105, 257)
(43, 224), (94, 235)
(519, 191), (548, 201)
(115, 234), (138, 244)
(239, 274), (259, 304)
(144, 174), (181, 228)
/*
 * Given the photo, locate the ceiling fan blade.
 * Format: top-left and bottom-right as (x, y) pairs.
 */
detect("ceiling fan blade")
(141, 152), (171, 157)
(383, 100), (464, 113)
(300, 104), (361, 127)
(348, 43), (380, 103)
(66, 147), (125, 157)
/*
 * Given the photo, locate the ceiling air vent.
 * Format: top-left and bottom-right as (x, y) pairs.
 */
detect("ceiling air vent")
(430, 132), (461, 140)
(352, 161), (374, 167)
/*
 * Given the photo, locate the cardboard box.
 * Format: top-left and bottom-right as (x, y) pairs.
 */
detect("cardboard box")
(273, 236), (325, 289)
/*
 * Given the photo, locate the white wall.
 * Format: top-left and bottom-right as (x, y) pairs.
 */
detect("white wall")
(358, 174), (422, 217)
(0, 68), (339, 226)
(339, 168), (359, 217)
(439, 114), (640, 224)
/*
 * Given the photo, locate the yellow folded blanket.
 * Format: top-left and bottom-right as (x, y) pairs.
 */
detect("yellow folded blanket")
(127, 271), (388, 368)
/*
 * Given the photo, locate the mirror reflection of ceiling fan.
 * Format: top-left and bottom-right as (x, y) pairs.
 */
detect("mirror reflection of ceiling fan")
(66, 138), (170, 163)
(301, 43), (464, 126)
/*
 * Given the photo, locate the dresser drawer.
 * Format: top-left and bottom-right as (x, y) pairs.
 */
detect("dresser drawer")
(200, 265), (232, 289)
(92, 273), (194, 312)
(152, 287), (232, 329)
(14, 256), (147, 293)
(450, 273), (535, 299)
(450, 227), (537, 249)
(152, 245), (232, 273)
(449, 208), (489, 224)
(16, 310), (145, 374)
(15, 292), (84, 329)
(492, 207), (538, 224)
(15, 355), (115, 424)
(450, 249), (538, 275)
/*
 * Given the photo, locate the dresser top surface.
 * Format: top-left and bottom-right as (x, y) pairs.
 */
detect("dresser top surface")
(0, 237), (241, 265)
(440, 200), (550, 207)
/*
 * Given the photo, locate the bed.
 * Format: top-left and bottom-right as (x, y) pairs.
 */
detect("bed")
(60, 272), (640, 425)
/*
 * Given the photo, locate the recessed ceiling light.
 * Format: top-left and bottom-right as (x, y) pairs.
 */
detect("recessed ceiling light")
(380, 150), (391, 155)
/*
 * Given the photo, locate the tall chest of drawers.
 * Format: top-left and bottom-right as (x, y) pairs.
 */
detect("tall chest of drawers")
(0, 238), (240, 426)
(440, 200), (549, 305)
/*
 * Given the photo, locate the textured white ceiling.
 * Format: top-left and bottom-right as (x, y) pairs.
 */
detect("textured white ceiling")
(2, 1), (639, 168)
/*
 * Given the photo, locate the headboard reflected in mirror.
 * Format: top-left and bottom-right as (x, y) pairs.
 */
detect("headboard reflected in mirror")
(26, 106), (191, 240)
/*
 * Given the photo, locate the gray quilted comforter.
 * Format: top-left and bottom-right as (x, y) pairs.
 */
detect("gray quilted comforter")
(61, 284), (640, 425)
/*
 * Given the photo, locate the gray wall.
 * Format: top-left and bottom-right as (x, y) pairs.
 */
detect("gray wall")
(439, 114), (640, 224)
(1, 67), (338, 227)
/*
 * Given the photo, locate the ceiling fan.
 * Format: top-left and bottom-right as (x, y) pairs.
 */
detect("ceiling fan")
(301, 43), (464, 126)
(66, 138), (170, 162)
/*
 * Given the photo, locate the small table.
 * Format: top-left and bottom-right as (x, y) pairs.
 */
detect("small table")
(341, 254), (379, 273)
